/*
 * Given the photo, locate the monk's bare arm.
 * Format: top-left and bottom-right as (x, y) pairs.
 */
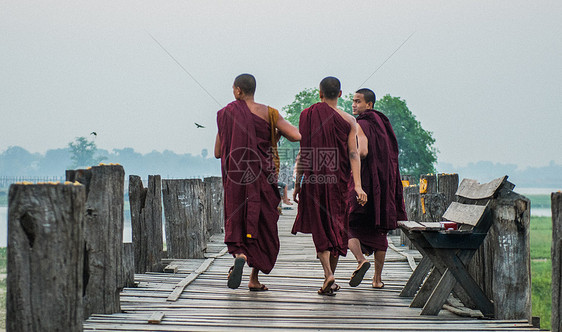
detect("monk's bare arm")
(357, 124), (368, 159)
(276, 114), (301, 142)
(347, 117), (367, 206)
(214, 133), (221, 159)
(292, 151), (303, 203)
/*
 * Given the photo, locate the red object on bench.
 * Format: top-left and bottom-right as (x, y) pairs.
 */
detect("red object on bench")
(440, 221), (457, 230)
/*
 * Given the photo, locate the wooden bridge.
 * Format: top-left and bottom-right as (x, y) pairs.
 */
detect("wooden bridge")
(83, 208), (539, 331)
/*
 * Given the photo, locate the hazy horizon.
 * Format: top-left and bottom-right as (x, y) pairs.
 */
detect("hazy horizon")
(2, 1), (561, 168)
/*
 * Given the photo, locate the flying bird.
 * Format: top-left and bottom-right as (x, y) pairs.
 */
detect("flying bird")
(194, 123), (205, 129)
(90, 132), (97, 136)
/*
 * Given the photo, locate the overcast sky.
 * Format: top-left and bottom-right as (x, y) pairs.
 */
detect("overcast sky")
(1, 0), (561, 169)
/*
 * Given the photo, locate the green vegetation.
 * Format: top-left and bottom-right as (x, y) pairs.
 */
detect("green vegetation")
(530, 216), (551, 330)
(0, 247), (6, 329)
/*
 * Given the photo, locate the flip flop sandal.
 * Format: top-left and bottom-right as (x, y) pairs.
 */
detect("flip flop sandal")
(318, 287), (336, 296)
(331, 283), (341, 292)
(227, 257), (245, 289)
(349, 261), (371, 287)
(318, 278), (336, 296)
(249, 284), (269, 291)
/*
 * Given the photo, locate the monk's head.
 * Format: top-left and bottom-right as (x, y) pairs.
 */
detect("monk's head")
(353, 88), (376, 115)
(233, 74), (256, 100)
(319, 76), (342, 101)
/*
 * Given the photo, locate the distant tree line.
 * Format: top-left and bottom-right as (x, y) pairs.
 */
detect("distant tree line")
(0, 143), (221, 179)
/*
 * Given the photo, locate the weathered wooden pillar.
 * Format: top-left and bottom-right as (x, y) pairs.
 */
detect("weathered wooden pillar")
(122, 242), (135, 288)
(467, 185), (531, 320)
(552, 192), (562, 332)
(420, 174), (442, 222)
(129, 175), (163, 273)
(7, 183), (85, 332)
(400, 174), (415, 187)
(438, 173), (459, 207)
(66, 164), (125, 317)
(401, 185), (420, 248)
(162, 179), (207, 259)
(204, 176), (224, 236)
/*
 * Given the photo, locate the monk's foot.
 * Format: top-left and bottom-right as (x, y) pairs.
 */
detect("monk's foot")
(372, 281), (385, 289)
(248, 283), (269, 291)
(321, 275), (335, 292)
(349, 261), (371, 287)
(283, 199), (293, 205)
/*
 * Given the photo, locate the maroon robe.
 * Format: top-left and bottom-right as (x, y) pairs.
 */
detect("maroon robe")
(217, 100), (280, 274)
(291, 102), (351, 256)
(348, 109), (407, 252)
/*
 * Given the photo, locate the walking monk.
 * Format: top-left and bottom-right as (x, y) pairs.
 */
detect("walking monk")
(292, 77), (367, 296)
(347, 88), (407, 288)
(215, 74), (301, 290)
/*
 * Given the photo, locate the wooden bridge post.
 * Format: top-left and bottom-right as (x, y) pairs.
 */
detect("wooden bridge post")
(7, 183), (85, 332)
(552, 192), (562, 332)
(162, 179), (207, 259)
(402, 184), (420, 248)
(66, 164), (125, 317)
(204, 176), (224, 236)
(467, 184), (531, 320)
(129, 175), (164, 273)
(122, 242), (135, 288)
(420, 174), (442, 223)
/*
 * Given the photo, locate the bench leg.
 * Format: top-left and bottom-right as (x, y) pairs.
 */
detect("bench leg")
(410, 266), (441, 308)
(421, 268), (457, 315)
(437, 250), (494, 317)
(400, 256), (433, 298)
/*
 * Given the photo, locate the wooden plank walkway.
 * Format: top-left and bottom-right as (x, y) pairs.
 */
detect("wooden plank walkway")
(84, 208), (539, 331)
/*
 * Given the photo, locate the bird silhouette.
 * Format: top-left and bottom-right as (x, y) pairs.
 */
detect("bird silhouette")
(90, 132), (97, 136)
(194, 123), (205, 129)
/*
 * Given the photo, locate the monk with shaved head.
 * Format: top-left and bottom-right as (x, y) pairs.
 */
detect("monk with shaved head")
(215, 73), (301, 291)
(292, 76), (367, 296)
(347, 88), (407, 289)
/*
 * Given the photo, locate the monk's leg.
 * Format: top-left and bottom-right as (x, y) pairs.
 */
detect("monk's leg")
(348, 238), (368, 266)
(317, 250), (335, 290)
(329, 254), (339, 273)
(372, 250), (386, 288)
(348, 238), (371, 287)
(248, 267), (262, 289)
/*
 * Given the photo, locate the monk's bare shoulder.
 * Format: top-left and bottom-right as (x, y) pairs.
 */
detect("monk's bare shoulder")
(338, 109), (357, 127)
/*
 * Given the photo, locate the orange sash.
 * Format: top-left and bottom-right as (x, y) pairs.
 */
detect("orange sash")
(268, 106), (280, 175)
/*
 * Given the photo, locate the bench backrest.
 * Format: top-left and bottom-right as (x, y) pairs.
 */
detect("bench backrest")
(442, 175), (510, 229)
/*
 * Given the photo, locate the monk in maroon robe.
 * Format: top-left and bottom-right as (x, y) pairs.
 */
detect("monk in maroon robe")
(292, 77), (367, 296)
(215, 74), (300, 290)
(347, 88), (407, 288)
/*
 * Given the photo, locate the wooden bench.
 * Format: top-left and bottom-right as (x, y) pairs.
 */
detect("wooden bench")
(398, 176), (513, 317)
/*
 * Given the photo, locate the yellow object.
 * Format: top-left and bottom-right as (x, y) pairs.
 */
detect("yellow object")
(421, 197), (426, 214)
(420, 178), (428, 193)
(246, 234), (252, 238)
(401, 180), (410, 187)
